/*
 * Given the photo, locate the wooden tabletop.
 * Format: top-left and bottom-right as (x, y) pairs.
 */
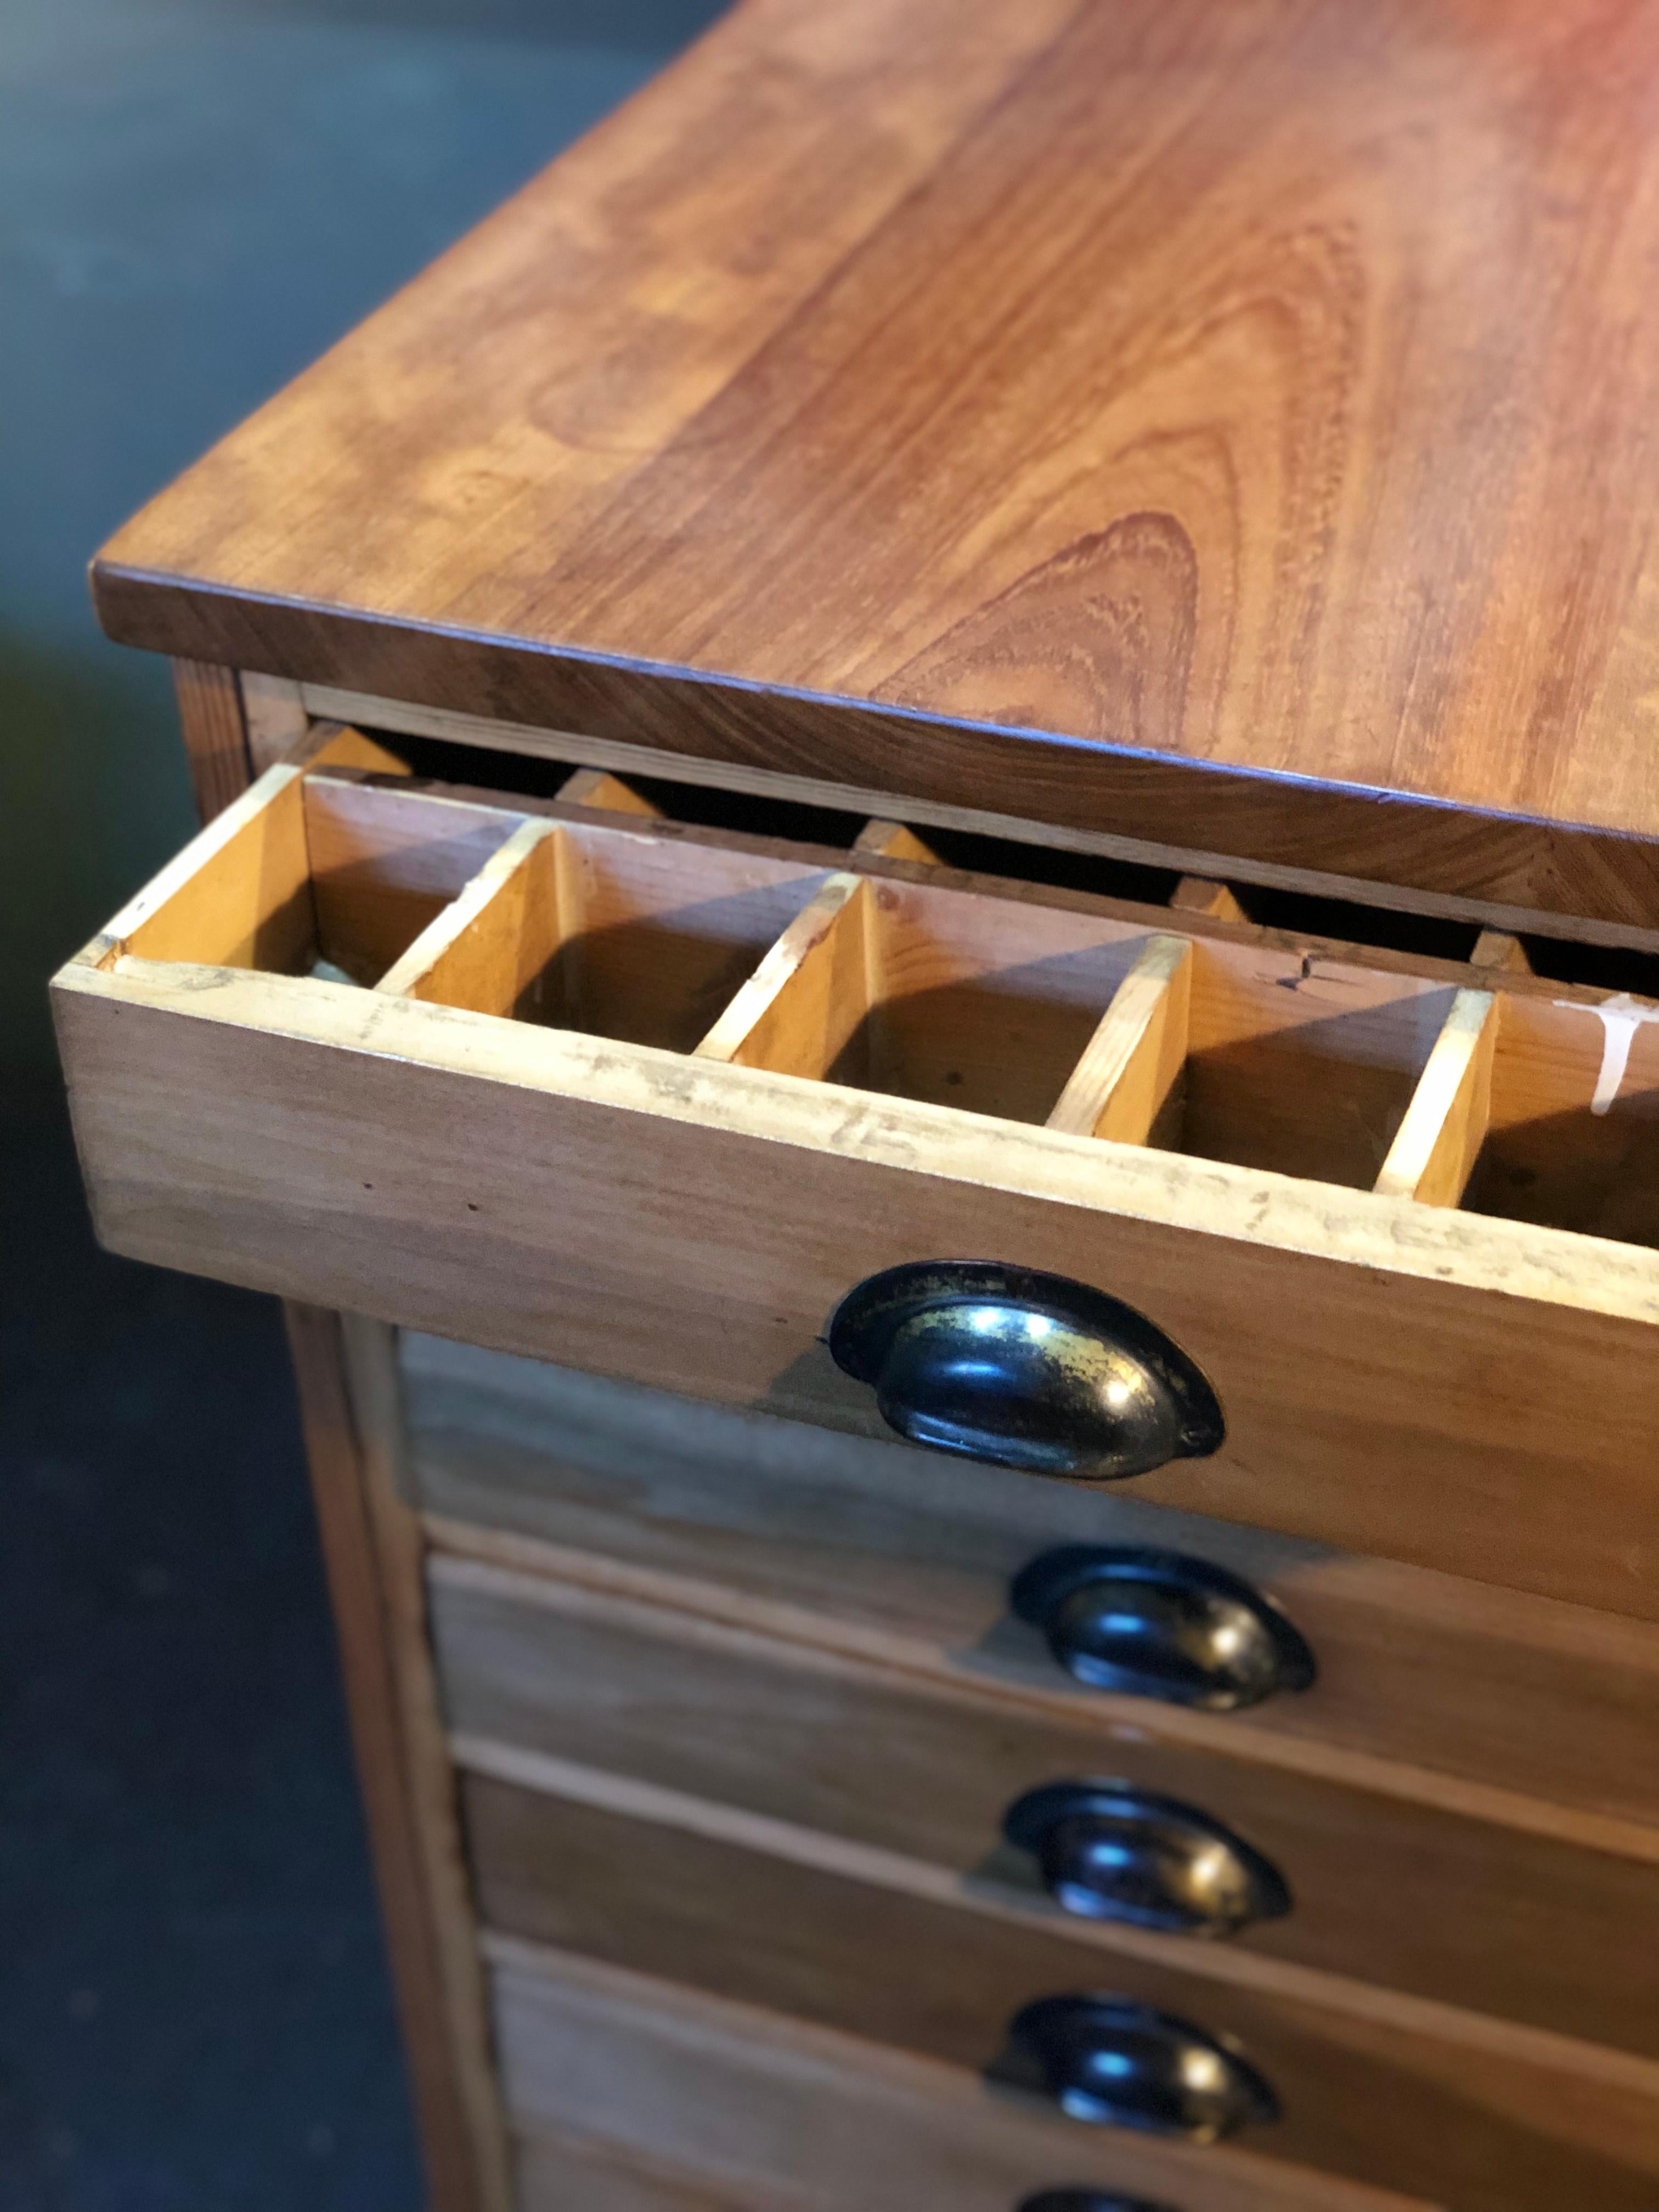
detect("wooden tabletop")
(94, 0), (1659, 932)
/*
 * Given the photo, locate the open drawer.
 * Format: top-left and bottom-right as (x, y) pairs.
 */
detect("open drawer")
(52, 744), (1659, 1619)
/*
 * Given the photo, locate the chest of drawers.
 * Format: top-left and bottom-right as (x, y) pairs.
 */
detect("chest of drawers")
(58, 4), (1659, 2207)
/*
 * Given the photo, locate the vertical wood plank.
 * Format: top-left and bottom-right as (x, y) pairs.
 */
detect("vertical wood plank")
(375, 819), (562, 1015)
(1046, 932), (1193, 1143)
(171, 659), (252, 821)
(1374, 989), (1500, 1206)
(287, 1308), (511, 2212)
(694, 871), (871, 1076)
(338, 1315), (516, 2212)
(240, 671), (311, 772)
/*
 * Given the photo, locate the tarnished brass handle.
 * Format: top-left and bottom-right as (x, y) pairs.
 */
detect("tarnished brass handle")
(826, 1262), (1223, 1480)
(1003, 1995), (1278, 2142)
(1009, 1545), (1315, 1711)
(1004, 1781), (1291, 1936)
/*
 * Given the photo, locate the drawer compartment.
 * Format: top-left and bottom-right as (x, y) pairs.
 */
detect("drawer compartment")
(465, 1776), (1659, 2212)
(497, 1939), (1429, 2212)
(404, 1334), (1659, 1833)
(431, 1562), (1659, 2059)
(54, 753), (1659, 1614)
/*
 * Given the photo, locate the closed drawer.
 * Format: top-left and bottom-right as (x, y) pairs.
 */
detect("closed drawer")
(498, 1939), (1430, 2212)
(431, 1560), (1659, 2059)
(403, 1335), (1659, 1832)
(53, 753), (1659, 1615)
(465, 1775), (1659, 2212)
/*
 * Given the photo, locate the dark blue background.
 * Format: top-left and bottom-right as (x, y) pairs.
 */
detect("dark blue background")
(1, 6), (721, 2204)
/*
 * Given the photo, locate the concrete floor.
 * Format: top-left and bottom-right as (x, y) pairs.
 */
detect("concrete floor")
(0, 5), (720, 2205)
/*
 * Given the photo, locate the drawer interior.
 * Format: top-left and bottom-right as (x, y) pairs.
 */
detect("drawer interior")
(82, 730), (1659, 1243)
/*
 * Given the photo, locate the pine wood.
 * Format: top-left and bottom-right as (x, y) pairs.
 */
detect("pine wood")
(377, 821), (563, 1016)
(692, 873), (870, 1077)
(400, 1331), (1659, 1831)
(51, 906), (1659, 1616)
(1374, 990), (1499, 1206)
(92, 2), (1659, 932)
(1172, 876), (1249, 924)
(496, 1939), (1432, 2212)
(556, 769), (664, 818)
(1472, 929), (1533, 976)
(429, 1560), (1659, 2057)
(464, 1778), (1659, 2212)
(1046, 934), (1192, 1144)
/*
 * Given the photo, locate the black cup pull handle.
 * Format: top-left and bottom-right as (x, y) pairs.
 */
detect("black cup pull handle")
(1009, 1545), (1315, 1711)
(1005, 1781), (1291, 1936)
(826, 1261), (1223, 1481)
(1003, 1995), (1278, 2142)
(1018, 2194), (1179, 2212)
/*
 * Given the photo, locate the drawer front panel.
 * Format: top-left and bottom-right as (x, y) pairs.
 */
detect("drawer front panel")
(432, 1563), (1659, 2058)
(53, 763), (1659, 1618)
(404, 1335), (1659, 1831)
(498, 1940), (1431, 2212)
(465, 1777), (1659, 2212)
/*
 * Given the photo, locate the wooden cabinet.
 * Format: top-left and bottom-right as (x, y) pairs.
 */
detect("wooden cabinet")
(496, 1942), (1432, 2212)
(66, 2), (1659, 2206)
(52, 753), (1659, 1616)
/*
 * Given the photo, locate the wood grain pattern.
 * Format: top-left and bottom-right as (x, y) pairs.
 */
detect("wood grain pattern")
(284, 1307), (510, 2212)
(50, 941), (1659, 1618)
(464, 1777), (1659, 2212)
(290, 686), (1659, 957)
(400, 1331), (1659, 1832)
(430, 1563), (1659, 2057)
(171, 661), (252, 822)
(94, 2), (1659, 927)
(497, 1939), (1434, 2212)
(334, 1317), (514, 2212)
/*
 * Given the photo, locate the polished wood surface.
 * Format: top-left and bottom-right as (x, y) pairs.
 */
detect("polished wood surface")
(430, 1559), (1659, 2057)
(498, 1939), (1433, 2212)
(464, 1777), (1659, 2212)
(95, 0), (1659, 927)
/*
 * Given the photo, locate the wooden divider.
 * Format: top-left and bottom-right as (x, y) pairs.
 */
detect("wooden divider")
(1045, 933), (1192, 1145)
(1375, 990), (1499, 1206)
(377, 821), (564, 1017)
(72, 751), (1659, 1242)
(693, 874), (870, 1076)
